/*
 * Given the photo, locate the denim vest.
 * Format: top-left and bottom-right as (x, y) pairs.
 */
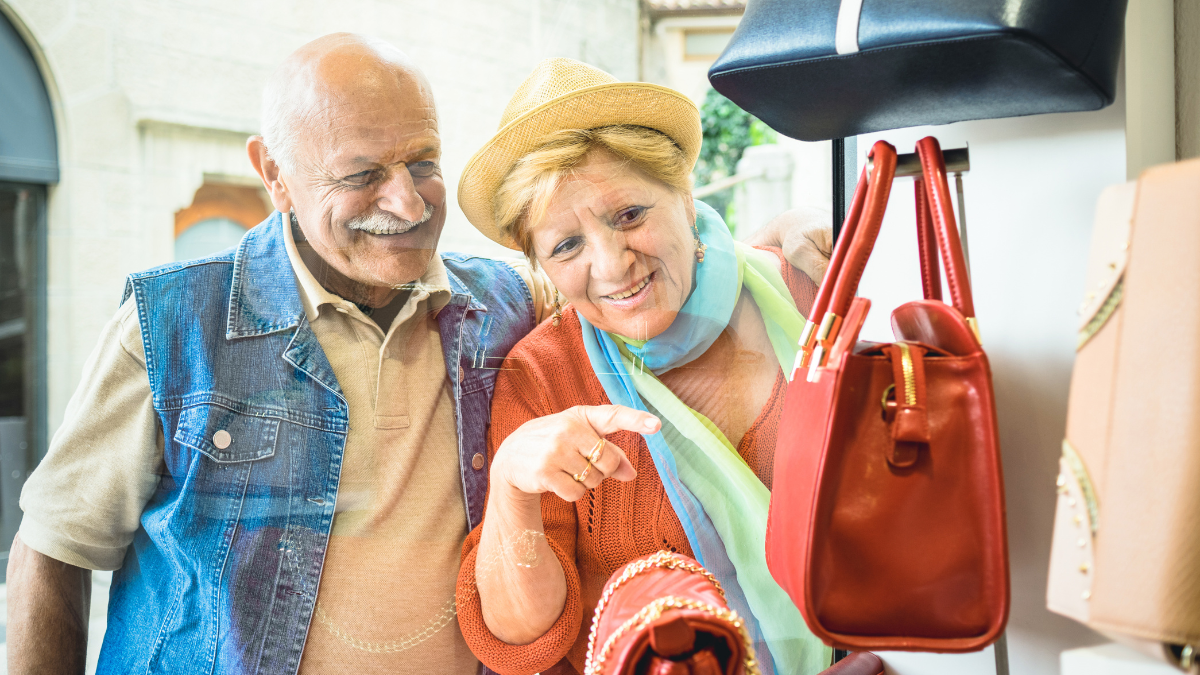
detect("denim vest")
(98, 213), (536, 674)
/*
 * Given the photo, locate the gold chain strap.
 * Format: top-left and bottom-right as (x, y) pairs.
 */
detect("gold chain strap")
(585, 551), (725, 661)
(583, 551), (757, 675)
(584, 596), (761, 675)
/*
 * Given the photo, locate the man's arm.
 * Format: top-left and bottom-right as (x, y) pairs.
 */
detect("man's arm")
(7, 533), (91, 674)
(742, 205), (834, 284)
(8, 298), (163, 673)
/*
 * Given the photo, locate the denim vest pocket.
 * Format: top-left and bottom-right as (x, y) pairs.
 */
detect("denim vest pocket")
(174, 403), (280, 463)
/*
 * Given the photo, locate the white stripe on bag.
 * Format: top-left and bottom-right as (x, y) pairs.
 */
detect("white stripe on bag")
(835, 0), (864, 54)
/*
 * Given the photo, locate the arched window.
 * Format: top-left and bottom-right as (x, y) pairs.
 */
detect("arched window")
(175, 217), (251, 261)
(174, 182), (271, 261)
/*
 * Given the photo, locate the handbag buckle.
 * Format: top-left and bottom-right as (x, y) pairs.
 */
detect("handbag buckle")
(806, 311), (843, 382)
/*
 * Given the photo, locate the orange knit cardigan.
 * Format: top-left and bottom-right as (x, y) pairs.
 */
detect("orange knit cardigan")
(457, 248), (816, 675)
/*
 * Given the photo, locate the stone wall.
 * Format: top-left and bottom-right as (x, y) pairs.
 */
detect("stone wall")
(0, 0), (639, 432)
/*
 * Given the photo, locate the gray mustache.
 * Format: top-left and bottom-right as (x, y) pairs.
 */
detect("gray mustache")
(347, 203), (435, 233)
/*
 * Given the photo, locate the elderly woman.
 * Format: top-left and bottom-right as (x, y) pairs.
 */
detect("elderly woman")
(455, 58), (831, 675)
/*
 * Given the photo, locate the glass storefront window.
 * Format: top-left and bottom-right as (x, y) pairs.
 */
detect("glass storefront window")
(0, 183), (46, 579)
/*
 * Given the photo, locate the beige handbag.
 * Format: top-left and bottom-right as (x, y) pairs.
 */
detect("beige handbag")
(1047, 158), (1200, 672)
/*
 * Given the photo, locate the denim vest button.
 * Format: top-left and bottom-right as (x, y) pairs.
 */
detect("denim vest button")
(471, 453), (485, 470)
(458, 367), (465, 382)
(213, 430), (231, 449)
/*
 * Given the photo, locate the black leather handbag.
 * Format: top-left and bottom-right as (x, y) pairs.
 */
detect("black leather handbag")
(708, 0), (1128, 141)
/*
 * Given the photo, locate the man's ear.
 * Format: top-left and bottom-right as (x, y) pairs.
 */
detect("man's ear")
(247, 136), (294, 214)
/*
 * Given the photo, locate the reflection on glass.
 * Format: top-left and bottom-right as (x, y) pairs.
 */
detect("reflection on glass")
(0, 184), (39, 579)
(175, 217), (248, 261)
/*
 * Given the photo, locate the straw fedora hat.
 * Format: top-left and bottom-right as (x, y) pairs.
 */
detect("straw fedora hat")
(458, 57), (702, 249)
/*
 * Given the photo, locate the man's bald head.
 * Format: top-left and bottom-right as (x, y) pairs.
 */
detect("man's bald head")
(248, 33), (447, 308)
(260, 33), (435, 173)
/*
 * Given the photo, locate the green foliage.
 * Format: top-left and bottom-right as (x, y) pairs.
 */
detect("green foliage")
(693, 88), (776, 229)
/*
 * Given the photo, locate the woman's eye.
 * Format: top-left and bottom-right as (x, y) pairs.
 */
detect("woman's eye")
(552, 236), (584, 257)
(615, 206), (645, 227)
(409, 161), (439, 178)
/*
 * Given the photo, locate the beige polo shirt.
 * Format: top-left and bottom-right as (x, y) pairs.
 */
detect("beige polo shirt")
(19, 225), (554, 674)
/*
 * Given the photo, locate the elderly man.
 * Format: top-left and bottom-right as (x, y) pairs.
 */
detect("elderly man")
(7, 33), (829, 674)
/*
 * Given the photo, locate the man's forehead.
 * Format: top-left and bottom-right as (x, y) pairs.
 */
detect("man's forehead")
(314, 95), (438, 131)
(297, 79), (440, 166)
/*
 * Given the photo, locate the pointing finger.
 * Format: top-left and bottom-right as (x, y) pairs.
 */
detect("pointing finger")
(576, 405), (660, 437)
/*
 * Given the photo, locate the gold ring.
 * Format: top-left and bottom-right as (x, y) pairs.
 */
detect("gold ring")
(572, 461), (593, 483)
(586, 438), (605, 464)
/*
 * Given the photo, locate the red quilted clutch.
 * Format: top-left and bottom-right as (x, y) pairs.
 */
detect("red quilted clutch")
(583, 551), (759, 675)
(582, 552), (887, 675)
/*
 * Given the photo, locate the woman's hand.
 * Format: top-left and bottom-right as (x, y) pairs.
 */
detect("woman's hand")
(475, 405), (660, 646)
(743, 206), (833, 284)
(491, 405), (660, 505)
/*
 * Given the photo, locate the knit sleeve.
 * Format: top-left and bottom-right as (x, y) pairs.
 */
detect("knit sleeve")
(457, 349), (583, 675)
(755, 245), (819, 319)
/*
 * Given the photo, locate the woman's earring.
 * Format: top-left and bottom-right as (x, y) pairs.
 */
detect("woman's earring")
(551, 292), (563, 327)
(693, 221), (707, 264)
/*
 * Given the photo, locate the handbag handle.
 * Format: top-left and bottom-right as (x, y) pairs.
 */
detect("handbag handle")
(914, 175), (942, 301)
(914, 136), (976, 322)
(796, 162), (871, 360)
(829, 138), (976, 320)
(805, 138), (979, 373)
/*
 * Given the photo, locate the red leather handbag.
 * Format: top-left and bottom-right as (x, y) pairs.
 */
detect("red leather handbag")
(767, 137), (1009, 652)
(583, 551), (887, 675)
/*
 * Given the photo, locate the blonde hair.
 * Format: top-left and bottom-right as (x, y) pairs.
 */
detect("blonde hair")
(494, 125), (693, 261)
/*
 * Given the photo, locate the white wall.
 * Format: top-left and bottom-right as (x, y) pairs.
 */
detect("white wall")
(851, 87), (1126, 675)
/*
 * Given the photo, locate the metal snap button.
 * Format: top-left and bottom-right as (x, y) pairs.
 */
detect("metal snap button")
(213, 430), (232, 449)
(471, 453), (485, 470)
(458, 367), (465, 382)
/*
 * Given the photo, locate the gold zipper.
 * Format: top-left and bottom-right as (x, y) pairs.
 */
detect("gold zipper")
(898, 343), (916, 406)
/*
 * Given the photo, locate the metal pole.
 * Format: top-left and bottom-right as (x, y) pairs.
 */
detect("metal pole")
(994, 631), (1010, 675)
(955, 171), (972, 280)
(832, 138), (846, 243)
(832, 137), (858, 244)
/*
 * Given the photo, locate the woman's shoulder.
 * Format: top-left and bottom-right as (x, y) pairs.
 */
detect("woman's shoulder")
(499, 306), (609, 408)
(506, 305), (588, 362)
(752, 245), (818, 318)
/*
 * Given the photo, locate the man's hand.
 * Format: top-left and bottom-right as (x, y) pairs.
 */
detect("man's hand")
(742, 206), (834, 284)
(7, 534), (91, 674)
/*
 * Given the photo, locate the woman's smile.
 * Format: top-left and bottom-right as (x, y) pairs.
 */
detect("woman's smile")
(600, 271), (655, 307)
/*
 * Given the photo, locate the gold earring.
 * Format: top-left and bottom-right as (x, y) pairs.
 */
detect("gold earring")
(693, 221), (707, 264)
(551, 292), (563, 327)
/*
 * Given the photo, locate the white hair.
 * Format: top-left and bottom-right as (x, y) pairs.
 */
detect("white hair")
(260, 79), (300, 174)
